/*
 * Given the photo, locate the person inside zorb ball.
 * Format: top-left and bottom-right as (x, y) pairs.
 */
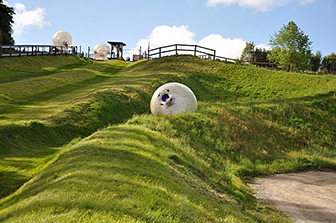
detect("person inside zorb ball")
(93, 43), (110, 61)
(150, 82), (197, 115)
(52, 31), (72, 47)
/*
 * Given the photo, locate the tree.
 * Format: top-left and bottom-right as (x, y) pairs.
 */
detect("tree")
(268, 21), (312, 72)
(310, 51), (322, 72)
(240, 42), (255, 61)
(322, 53), (336, 74)
(0, 0), (15, 45)
(254, 47), (270, 63)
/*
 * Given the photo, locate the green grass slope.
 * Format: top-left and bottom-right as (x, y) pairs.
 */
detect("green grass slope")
(0, 55), (336, 222)
(0, 56), (156, 198)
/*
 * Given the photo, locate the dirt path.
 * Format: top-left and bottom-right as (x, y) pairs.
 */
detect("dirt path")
(250, 170), (336, 223)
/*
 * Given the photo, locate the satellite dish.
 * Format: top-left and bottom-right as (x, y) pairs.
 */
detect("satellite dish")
(52, 31), (72, 48)
(150, 82), (197, 115)
(93, 43), (110, 61)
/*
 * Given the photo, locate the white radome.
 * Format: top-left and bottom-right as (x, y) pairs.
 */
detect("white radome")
(93, 43), (110, 61)
(52, 31), (72, 48)
(150, 82), (197, 115)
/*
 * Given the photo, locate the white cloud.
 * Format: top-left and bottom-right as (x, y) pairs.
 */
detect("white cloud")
(130, 25), (267, 60)
(130, 25), (196, 55)
(206, 0), (317, 12)
(198, 34), (246, 59)
(13, 3), (51, 36)
(256, 43), (271, 50)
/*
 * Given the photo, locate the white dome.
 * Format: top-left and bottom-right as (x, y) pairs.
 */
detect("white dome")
(93, 43), (110, 61)
(52, 31), (72, 47)
(150, 82), (197, 115)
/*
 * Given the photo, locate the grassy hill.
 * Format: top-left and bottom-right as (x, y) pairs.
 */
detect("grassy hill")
(0, 55), (335, 222)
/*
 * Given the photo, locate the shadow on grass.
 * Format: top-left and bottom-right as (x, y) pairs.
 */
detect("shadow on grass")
(0, 171), (28, 198)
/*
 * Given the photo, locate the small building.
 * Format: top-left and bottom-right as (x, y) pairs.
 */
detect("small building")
(107, 41), (126, 60)
(133, 54), (144, 61)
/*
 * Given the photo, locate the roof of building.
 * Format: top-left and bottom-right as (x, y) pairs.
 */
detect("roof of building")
(107, 41), (126, 46)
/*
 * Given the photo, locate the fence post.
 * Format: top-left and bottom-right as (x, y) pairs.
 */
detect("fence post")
(9, 46), (12, 57)
(88, 46), (90, 58)
(194, 45), (197, 56)
(159, 47), (161, 58)
(175, 44), (178, 55)
(213, 50), (216, 60)
(147, 43), (150, 60)
(0, 45), (2, 57)
(19, 46), (21, 57)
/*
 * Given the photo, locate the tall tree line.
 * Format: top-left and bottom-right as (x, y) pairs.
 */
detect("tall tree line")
(240, 21), (336, 74)
(0, 0), (15, 45)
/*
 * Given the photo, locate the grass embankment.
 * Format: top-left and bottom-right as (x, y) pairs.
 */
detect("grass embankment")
(0, 55), (336, 222)
(0, 56), (159, 198)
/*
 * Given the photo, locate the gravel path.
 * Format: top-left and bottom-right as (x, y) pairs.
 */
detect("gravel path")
(250, 170), (336, 223)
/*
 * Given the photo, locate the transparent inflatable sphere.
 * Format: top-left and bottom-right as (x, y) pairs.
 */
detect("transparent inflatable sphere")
(52, 31), (72, 47)
(150, 82), (197, 115)
(93, 43), (110, 61)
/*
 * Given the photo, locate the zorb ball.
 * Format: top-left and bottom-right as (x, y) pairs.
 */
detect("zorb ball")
(52, 31), (72, 48)
(150, 82), (197, 115)
(93, 43), (110, 61)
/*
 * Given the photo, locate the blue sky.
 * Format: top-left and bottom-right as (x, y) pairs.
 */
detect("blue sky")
(4, 0), (336, 59)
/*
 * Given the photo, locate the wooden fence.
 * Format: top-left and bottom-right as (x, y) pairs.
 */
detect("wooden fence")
(0, 45), (78, 57)
(147, 44), (277, 69)
(148, 44), (216, 60)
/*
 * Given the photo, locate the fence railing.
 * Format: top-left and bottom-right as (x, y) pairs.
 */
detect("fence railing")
(148, 44), (216, 60)
(0, 45), (78, 57)
(147, 43), (278, 69)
